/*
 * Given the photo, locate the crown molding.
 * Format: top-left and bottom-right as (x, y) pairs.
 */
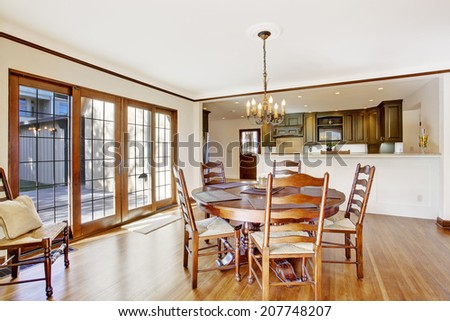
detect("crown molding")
(2, 32), (450, 104)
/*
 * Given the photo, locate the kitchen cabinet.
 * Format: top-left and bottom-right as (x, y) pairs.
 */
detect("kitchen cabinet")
(261, 123), (275, 147)
(366, 107), (380, 145)
(343, 110), (368, 144)
(303, 112), (316, 143)
(379, 100), (402, 142)
(282, 113), (304, 127)
(343, 112), (355, 143)
(354, 111), (367, 143)
(271, 112), (304, 138)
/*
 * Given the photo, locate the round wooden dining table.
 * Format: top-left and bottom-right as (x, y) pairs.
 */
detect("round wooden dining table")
(191, 181), (346, 251)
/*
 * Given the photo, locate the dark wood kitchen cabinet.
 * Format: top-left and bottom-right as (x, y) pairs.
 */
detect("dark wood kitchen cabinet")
(343, 112), (354, 143)
(366, 107), (380, 144)
(354, 111), (367, 143)
(343, 110), (367, 144)
(379, 100), (402, 142)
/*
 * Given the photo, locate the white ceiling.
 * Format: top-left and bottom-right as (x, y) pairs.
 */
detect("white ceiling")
(1, 0), (449, 119)
(203, 75), (437, 120)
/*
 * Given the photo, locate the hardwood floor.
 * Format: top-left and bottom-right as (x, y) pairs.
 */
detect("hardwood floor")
(0, 211), (449, 301)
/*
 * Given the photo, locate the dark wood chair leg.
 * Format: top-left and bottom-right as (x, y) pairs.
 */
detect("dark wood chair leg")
(43, 238), (53, 298)
(64, 225), (70, 268)
(183, 230), (189, 268)
(9, 248), (20, 278)
(217, 237), (222, 258)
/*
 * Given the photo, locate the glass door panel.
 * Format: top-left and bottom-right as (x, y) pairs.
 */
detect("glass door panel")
(80, 96), (118, 227)
(155, 111), (173, 207)
(127, 106), (152, 212)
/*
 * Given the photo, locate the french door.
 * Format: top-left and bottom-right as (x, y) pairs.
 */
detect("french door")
(9, 73), (177, 238)
(123, 100), (176, 221)
(76, 89), (122, 235)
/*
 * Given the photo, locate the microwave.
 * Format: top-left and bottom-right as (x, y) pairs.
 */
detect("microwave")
(318, 126), (342, 142)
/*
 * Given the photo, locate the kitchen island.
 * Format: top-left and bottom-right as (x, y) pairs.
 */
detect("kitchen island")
(256, 152), (441, 220)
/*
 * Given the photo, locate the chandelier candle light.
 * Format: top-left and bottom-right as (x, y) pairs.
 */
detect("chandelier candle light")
(246, 31), (286, 125)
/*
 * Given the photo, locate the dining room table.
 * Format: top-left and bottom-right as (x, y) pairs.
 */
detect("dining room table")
(191, 180), (346, 256)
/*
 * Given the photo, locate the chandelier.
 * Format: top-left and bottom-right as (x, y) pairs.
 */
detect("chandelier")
(246, 30), (286, 126)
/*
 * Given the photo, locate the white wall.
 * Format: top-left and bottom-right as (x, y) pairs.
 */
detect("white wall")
(403, 77), (440, 153)
(402, 108), (421, 153)
(0, 38), (202, 192)
(208, 118), (260, 179)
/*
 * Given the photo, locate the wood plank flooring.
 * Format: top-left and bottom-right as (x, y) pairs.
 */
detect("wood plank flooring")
(1, 212), (449, 301)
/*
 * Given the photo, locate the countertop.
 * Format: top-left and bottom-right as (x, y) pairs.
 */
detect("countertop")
(266, 152), (441, 158)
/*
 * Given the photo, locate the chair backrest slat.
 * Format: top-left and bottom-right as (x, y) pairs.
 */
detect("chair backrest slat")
(273, 173), (323, 188)
(359, 165), (372, 175)
(201, 161), (226, 186)
(353, 189), (366, 198)
(272, 160), (301, 178)
(356, 179), (368, 187)
(351, 199), (363, 208)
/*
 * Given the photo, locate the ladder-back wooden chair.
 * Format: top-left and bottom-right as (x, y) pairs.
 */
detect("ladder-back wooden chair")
(248, 172), (329, 300)
(173, 165), (241, 288)
(272, 160), (302, 178)
(322, 163), (375, 278)
(0, 167), (70, 299)
(201, 161), (226, 186)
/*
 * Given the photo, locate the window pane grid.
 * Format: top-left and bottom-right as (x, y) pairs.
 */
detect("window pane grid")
(127, 106), (152, 210)
(18, 86), (71, 224)
(155, 113), (172, 201)
(81, 97), (115, 223)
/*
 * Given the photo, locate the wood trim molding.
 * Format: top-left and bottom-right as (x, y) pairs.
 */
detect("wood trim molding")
(197, 69), (450, 102)
(1, 32), (194, 102)
(436, 217), (450, 230)
(3, 32), (450, 103)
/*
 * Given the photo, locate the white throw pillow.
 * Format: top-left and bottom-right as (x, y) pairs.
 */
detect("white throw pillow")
(0, 195), (43, 239)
